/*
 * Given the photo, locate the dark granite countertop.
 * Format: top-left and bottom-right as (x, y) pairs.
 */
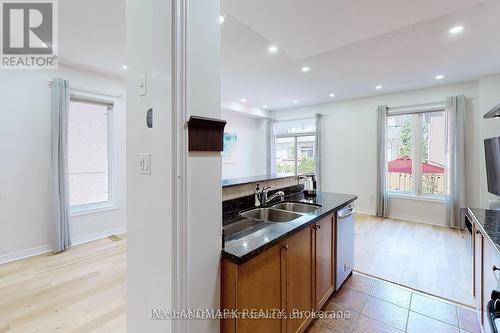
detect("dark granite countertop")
(222, 173), (300, 187)
(222, 192), (357, 265)
(464, 208), (500, 254)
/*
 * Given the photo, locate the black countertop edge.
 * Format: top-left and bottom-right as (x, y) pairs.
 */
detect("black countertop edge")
(463, 207), (500, 254)
(222, 173), (307, 188)
(222, 193), (357, 265)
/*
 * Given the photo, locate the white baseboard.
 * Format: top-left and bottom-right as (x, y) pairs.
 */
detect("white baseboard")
(71, 227), (127, 246)
(0, 227), (127, 265)
(354, 209), (376, 216)
(352, 209), (447, 227)
(0, 244), (53, 265)
(388, 213), (446, 227)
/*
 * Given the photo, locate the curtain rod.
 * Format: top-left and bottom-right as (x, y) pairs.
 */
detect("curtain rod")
(48, 80), (124, 100)
(388, 97), (475, 112)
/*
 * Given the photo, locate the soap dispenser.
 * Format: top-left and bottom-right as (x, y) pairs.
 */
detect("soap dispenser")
(254, 184), (261, 207)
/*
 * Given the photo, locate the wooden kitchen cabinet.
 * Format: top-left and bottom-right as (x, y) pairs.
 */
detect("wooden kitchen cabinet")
(314, 214), (335, 310)
(285, 226), (314, 333)
(221, 214), (337, 333)
(221, 242), (285, 333)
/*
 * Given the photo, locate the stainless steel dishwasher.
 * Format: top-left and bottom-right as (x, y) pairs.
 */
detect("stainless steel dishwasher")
(336, 204), (354, 290)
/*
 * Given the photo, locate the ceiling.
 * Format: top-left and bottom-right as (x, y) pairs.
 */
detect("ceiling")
(221, 0), (500, 110)
(59, 0), (126, 79)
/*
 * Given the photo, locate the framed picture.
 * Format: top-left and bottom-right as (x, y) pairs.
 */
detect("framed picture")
(222, 132), (237, 164)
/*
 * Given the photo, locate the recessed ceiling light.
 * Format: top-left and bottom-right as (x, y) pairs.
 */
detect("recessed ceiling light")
(449, 25), (464, 34)
(122, 65), (128, 70)
(375, 85), (383, 90)
(219, 15), (225, 24)
(301, 66), (310, 73)
(435, 74), (444, 80)
(262, 104), (268, 108)
(268, 45), (278, 53)
(329, 93), (335, 97)
(293, 100), (299, 104)
(241, 98), (247, 102)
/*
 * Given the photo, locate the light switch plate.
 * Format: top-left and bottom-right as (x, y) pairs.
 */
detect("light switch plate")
(139, 153), (151, 175)
(138, 74), (146, 96)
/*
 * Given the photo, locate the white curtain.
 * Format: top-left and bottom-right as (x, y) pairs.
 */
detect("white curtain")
(376, 105), (388, 217)
(315, 113), (322, 191)
(445, 96), (466, 228)
(51, 78), (71, 252)
(268, 119), (276, 174)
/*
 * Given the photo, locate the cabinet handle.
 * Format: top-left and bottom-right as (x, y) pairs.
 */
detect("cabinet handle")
(282, 244), (289, 250)
(475, 230), (482, 235)
(311, 225), (317, 230)
(494, 265), (500, 272)
(317, 224), (321, 230)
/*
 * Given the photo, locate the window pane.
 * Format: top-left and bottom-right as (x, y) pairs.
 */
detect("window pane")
(387, 115), (413, 192)
(274, 118), (315, 136)
(68, 101), (109, 206)
(421, 111), (447, 196)
(275, 137), (295, 173)
(297, 135), (315, 174)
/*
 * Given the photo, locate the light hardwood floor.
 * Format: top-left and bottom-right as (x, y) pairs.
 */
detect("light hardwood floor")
(354, 214), (474, 306)
(0, 235), (126, 333)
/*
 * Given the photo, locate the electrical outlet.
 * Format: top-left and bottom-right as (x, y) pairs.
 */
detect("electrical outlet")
(139, 153), (151, 175)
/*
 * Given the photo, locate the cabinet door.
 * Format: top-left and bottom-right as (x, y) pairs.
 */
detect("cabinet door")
(474, 228), (483, 324)
(238, 243), (285, 333)
(315, 215), (335, 310)
(482, 235), (500, 333)
(285, 226), (314, 333)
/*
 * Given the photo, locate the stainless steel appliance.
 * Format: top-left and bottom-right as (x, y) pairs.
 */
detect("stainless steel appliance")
(336, 204), (354, 290)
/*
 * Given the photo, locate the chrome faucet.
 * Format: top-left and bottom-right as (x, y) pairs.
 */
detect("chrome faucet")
(259, 186), (285, 206)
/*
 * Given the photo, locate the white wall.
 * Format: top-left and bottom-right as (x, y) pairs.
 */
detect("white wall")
(272, 81), (481, 225)
(0, 64), (126, 262)
(185, 0), (221, 332)
(478, 74), (500, 208)
(126, 0), (174, 331)
(222, 110), (268, 179)
(126, 0), (221, 332)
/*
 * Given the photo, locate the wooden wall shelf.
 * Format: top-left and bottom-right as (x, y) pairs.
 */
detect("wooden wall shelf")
(188, 116), (227, 152)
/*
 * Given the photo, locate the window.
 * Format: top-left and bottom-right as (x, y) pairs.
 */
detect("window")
(386, 110), (447, 198)
(274, 118), (317, 175)
(68, 98), (115, 213)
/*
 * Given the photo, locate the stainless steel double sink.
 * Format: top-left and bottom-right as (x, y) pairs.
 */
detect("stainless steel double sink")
(240, 202), (321, 223)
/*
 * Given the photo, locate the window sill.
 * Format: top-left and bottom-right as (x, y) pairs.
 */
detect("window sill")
(388, 193), (446, 203)
(70, 202), (119, 217)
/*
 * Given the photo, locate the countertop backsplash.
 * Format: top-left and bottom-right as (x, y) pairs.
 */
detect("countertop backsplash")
(222, 175), (304, 202)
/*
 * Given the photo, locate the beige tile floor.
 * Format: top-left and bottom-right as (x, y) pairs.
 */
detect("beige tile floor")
(306, 273), (481, 333)
(354, 214), (473, 306)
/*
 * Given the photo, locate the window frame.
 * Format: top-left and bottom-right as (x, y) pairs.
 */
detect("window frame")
(68, 94), (119, 216)
(386, 107), (447, 201)
(275, 128), (317, 176)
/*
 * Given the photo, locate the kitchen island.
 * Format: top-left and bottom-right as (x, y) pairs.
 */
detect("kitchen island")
(221, 191), (357, 333)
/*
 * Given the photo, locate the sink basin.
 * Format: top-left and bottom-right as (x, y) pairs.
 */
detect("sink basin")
(271, 202), (321, 214)
(240, 208), (302, 223)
